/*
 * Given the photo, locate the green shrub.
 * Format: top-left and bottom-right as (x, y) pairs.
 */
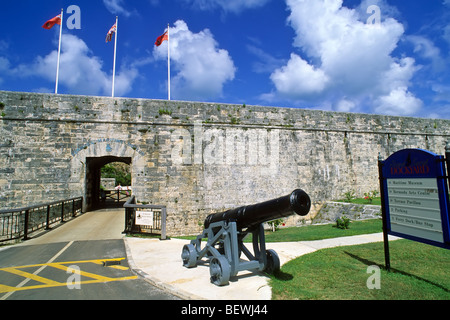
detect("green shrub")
(343, 190), (356, 202)
(159, 108), (172, 116)
(336, 215), (351, 229)
(267, 219), (285, 232)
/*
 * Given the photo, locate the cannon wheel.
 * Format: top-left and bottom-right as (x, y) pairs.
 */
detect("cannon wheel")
(210, 256), (231, 286)
(182, 244), (198, 268)
(264, 249), (280, 274)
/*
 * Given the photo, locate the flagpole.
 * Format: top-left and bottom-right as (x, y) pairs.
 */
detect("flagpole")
(167, 23), (171, 101)
(55, 8), (63, 95)
(112, 16), (118, 98)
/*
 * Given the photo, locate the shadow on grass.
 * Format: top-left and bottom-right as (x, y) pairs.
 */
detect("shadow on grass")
(344, 251), (450, 293)
(270, 269), (294, 281)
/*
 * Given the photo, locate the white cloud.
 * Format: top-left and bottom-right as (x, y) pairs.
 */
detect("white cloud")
(0, 40), (8, 52)
(444, 25), (450, 46)
(374, 86), (423, 116)
(432, 83), (450, 103)
(378, 57), (419, 95)
(12, 34), (138, 96)
(336, 99), (357, 112)
(246, 44), (287, 74)
(153, 20), (236, 100)
(0, 57), (10, 72)
(356, 0), (401, 23)
(183, 0), (270, 13)
(0, 57), (9, 86)
(407, 35), (446, 73)
(0, 41), (10, 86)
(103, 0), (133, 17)
(270, 53), (329, 98)
(267, 0), (422, 116)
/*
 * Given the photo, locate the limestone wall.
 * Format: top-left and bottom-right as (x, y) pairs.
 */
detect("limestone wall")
(0, 91), (449, 236)
(312, 202), (382, 225)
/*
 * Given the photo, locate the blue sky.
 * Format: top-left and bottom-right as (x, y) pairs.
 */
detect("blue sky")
(0, 0), (449, 119)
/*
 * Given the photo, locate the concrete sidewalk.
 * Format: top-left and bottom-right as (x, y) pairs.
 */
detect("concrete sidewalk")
(124, 232), (401, 300)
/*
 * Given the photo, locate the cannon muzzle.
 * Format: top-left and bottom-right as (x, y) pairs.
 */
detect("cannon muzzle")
(204, 189), (311, 231)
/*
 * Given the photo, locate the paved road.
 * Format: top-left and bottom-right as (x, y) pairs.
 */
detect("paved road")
(0, 208), (180, 300)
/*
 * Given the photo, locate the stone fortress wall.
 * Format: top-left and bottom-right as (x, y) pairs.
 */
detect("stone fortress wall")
(0, 91), (449, 236)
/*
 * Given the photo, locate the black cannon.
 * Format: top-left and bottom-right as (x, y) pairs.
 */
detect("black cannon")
(181, 189), (311, 286)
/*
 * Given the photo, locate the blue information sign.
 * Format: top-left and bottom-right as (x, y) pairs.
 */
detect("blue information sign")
(380, 149), (450, 249)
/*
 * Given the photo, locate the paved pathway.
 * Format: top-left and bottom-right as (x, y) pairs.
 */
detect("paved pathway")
(18, 208), (126, 245)
(0, 208), (180, 300)
(125, 232), (401, 300)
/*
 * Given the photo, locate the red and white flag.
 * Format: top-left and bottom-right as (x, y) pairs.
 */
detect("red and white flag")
(106, 23), (117, 43)
(42, 14), (62, 30)
(155, 31), (168, 46)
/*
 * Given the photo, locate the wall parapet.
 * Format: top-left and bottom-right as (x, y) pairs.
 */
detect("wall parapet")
(1, 91), (449, 137)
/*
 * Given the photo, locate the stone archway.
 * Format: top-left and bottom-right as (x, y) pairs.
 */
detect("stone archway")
(85, 156), (132, 211)
(69, 140), (146, 212)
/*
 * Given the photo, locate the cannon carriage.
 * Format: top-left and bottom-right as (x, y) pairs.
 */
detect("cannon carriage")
(181, 189), (311, 286)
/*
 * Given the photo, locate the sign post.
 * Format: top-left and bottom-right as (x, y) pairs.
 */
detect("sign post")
(446, 141), (450, 194)
(378, 153), (391, 271)
(378, 148), (450, 271)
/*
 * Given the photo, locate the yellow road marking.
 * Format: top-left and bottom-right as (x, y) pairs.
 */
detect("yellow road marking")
(48, 263), (115, 282)
(0, 276), (139, 294)
(0, 241), (74, 300)
(0, 284), (16, 293)
(0, 258), (137, 294)
(108, 265), (130, 271)
(3, 258), (127, 270)
(1, 268), (61, 285)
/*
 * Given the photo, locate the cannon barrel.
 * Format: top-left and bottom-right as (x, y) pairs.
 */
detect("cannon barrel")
(204, 189), (311, 231)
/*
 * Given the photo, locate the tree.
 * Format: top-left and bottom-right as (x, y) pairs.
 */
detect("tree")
(101, 162), (131, 186)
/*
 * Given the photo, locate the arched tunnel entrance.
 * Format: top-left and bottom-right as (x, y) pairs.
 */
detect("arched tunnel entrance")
(85, 156), (132, 211)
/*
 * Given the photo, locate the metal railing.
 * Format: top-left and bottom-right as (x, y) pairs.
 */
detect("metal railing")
(101, 189), (132, 203)
(0, 197), (83, 242)
(123, 196), (167, 240)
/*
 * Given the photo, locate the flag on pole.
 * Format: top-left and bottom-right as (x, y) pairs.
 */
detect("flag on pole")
(106, 17), (119, 98)
(155, 25), (171, 100)
(42, 14), (62, 30)
(106, 23), (117, 43)
(155, 31), (168, 47)
(43, 10), (64, 94)
(167, 26), (170, 100)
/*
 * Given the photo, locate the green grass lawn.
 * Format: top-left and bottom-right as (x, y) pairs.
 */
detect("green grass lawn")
(265, 198), (449, 300)
(270, 240), (450, 300)
(262, 219), (382, 242)
(334, 197), (382, 206)
(175, 217), (449, 300)
(178, 218), (383, 242)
